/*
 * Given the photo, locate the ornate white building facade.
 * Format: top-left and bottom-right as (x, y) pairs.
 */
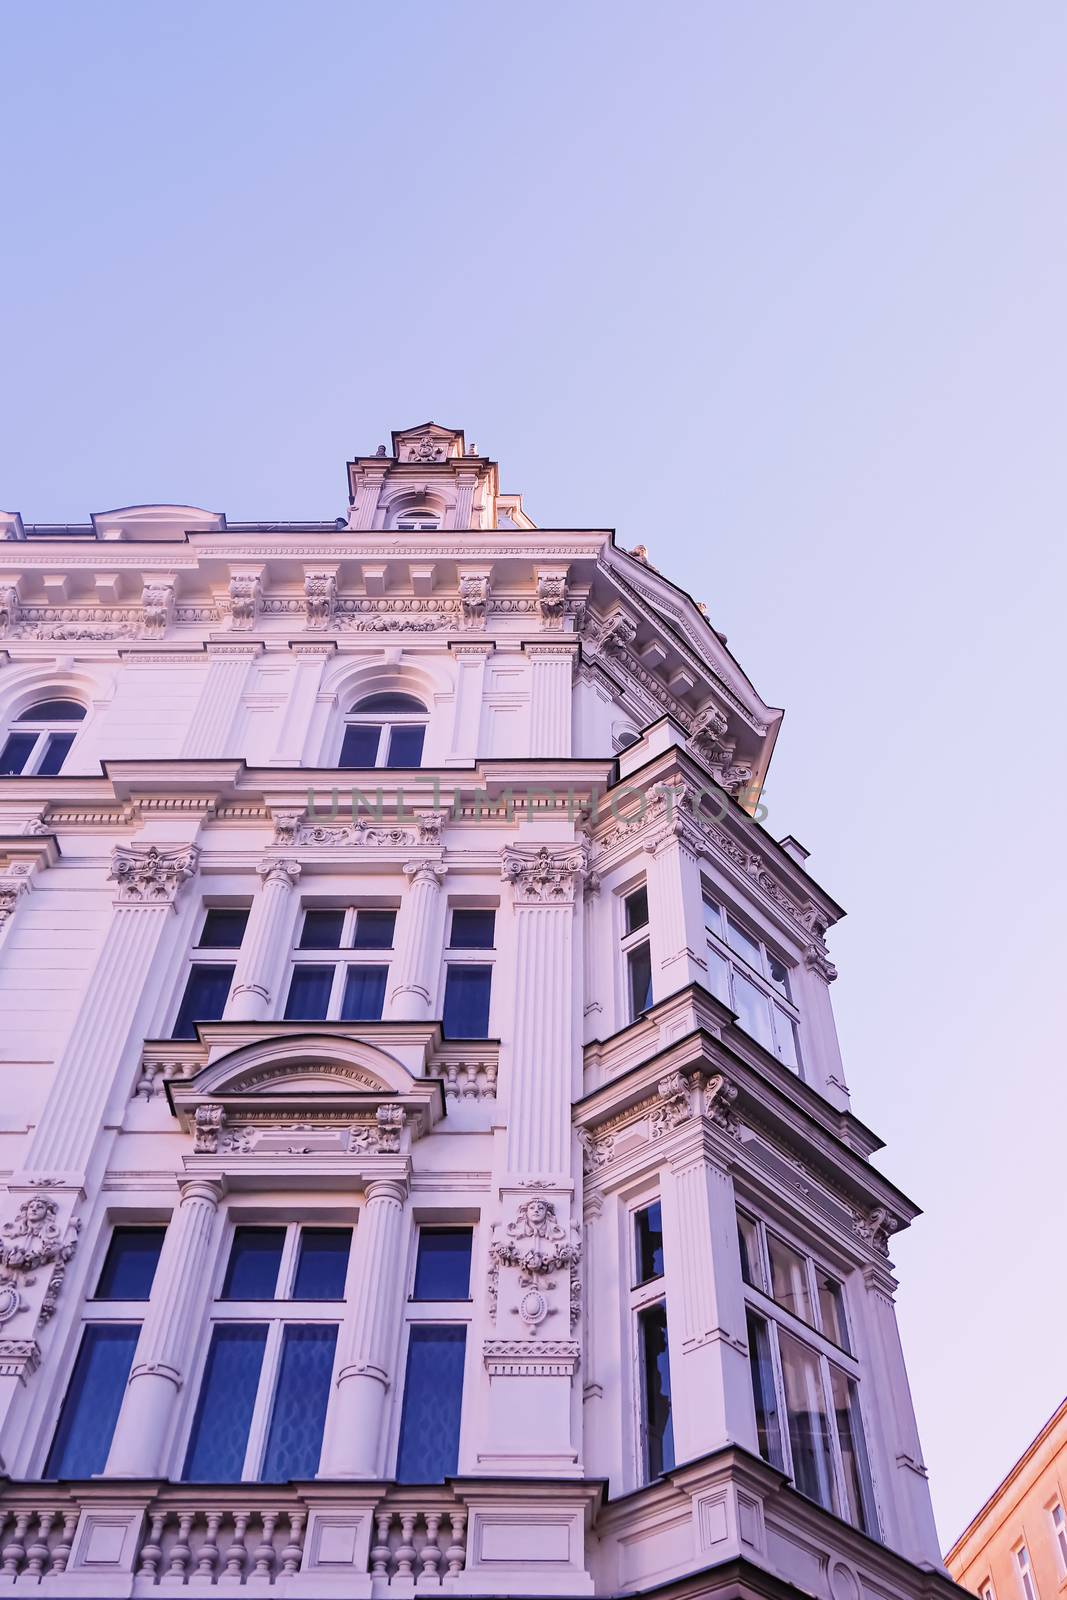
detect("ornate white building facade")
(0, 423), (958, 1600)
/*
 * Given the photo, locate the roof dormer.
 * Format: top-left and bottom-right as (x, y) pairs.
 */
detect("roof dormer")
(346, 421), (509, 531)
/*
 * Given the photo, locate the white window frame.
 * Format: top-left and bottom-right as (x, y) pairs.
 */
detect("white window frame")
(627, 1195), (671, 1486)
(703, 894), (802, 1072)
(1051, 1502), (1067, 1576)
(390, 1221), (477, 1476)
(438, 905), (498, 1034)
(340, 696), (428, 769)
(169, 903), (251, 1034)
(737, 1206), (878, 1535)
(0, 699), (87, 776)
(181, 1219), (352, 1483)
(286, 903), (397, 1021)
(980, 1581), (997, 1600)
(394, 512), (441, 530)
(1015, 1543), (1037, 1600)
(619, 884), (653, 1024)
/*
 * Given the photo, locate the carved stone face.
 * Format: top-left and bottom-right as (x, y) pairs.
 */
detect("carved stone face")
(23, 1197), (51, 1227)
(524, 1198), (549, 1228)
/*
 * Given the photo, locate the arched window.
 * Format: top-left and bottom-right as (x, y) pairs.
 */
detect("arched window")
(394, 508), (440, 530)
(0, 698), (85, 776)
(615, 728), (640, 753)
(339, 693), (427, 769)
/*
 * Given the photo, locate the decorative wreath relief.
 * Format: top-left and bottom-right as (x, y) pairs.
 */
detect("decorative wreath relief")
(488, 1198), (581, 1335)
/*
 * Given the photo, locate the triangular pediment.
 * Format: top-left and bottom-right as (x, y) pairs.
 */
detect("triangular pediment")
(390, 421), (466, 463)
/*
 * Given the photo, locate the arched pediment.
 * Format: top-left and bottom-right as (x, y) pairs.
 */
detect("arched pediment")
(183, 1033), (415, 1099)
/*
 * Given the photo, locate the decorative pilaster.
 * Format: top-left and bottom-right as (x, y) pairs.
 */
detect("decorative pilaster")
(0, 836), (58, 947)
(319, 1178), (408, 1478)
(644, 800), (709, 998)
(659, 1128), (758, 1462)
(271, 643), (334, 766)
(105, 1178), (225, 1476)
(524, 641), (577, 758)
(500, 844), (586, 1179)
(453, 469), (479, 530)
(446, 642), (494, 763)
(23, 843), (199, 1181)
(224, 859), (302, 1022)
(180, 643), (260, 758)
(386, 861), (446, 1021)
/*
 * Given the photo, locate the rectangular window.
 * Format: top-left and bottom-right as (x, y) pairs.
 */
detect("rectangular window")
(0, 732), (38, 775)
(299, 909), (345, 949)
(340, 964), (388, 1021)
(449, 909), (496, 949)
(198, 908), (250, 948)
(817, 1271), (850, 1352)
(981, 1584), (997, 1600)
(831, 1367), (877, 1534)
(386, 724), (425, 768)
(395, 1325), (466, 1481)
(172, 964), (234, 1039)
(778, 1328), (838, 1514)
(627, 943), (653, 1020)
(260, 1325), (337, 1481)
(284, 964), (334, 1021)
(737, 1212), (765, 1291)
(338, 724), (380, 768)
(292, 1228), (351, 1300)
(45, 1325), (140, 1478)
(746, 1310), (784, 1469)
(637, 1301), (674, 1480)
(183, 1324), (268, 1481)
(624, 886), (649, 934)
(412, 1229), (473, 1301)
(95, 1226), (166, 1301)
(352, 909), (396, 949)
(1015, 1546), (1036, 1600)
(767, 1233), (814, 1325)
(221, 1227), (286, 1300)
(634, 1202), (664, 1285)
(704, 895), (802, 1071)
(732, 971), (773, 1050)
(442, 964), (492, 1037)
(36, 733), (76, 777)
(1052, 1504), (1067, 1572)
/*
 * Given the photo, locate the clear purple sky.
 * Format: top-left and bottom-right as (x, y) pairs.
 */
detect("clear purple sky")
(3, 0), (1065, 1548)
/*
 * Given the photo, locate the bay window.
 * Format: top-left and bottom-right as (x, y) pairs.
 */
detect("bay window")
(703, 897), (801, 1071)
(737, 1207), (877, 1534)
(284, 904), (396, 1022)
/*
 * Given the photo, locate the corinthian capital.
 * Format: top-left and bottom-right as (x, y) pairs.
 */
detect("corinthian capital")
(109, 844), (200, 905)
(500, 843), (588, 906)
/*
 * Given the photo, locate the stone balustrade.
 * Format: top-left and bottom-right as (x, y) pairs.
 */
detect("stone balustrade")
(369, 1493), (467, 1588)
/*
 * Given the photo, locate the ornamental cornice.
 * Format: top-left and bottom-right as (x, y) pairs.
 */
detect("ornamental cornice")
(482, 1339), (580, 1377)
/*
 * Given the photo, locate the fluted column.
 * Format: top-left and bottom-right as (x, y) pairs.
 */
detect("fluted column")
(386, 861), (446, 1021)
(319, 1178), (408, 1478)
(501, 844), (585, 1180)
(659, 1128), (758, 1461)
(524, 642), (577, 758)
(645, 810), (709, 1000)
(225, 859), (301, 1022)
(181, 643), (259, 758)
(105, 1177), (225, 1476)
(24, 843), (199, 1182)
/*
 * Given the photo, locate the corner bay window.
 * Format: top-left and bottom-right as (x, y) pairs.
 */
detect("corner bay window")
(441, 908), (495, 1037)
(339, 693), (427, 770)
(285, 905), (396, 1022)
(0, 698), (85, 777)
(171, 906), (250, 1040)
(396, 1226), (473, 1482)
(704, 897), (801, 1070)
(630, 1200), (674, 1482)
(183, 1223), (351, 1482)
(45, 1225), (166, 1478)
(738, 1208), (877, 1534)
(621, 885), (653, 1022)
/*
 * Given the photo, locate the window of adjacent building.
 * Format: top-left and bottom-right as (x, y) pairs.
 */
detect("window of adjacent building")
(441, 908), (496, 1037)
(284, 905), (397, 1022)
(1052, 1504), (1067, 1574)
(629, 1198), (674, 1483)
(170, 905), (250, 1039)
(621, 885), (653, 1023)
(182, 1221), (352, 1482)
(395, 1224), (474, 1481)
(0, 698), (85, 777)
(703, 897), (801, 1071)
(980, 1582), (996, 1600)
(1015, 1545), (1037, 1600)
(44, 1220), (166, 1477)
(339, 693), (427, 770)
(736, 1207), (876, 1534)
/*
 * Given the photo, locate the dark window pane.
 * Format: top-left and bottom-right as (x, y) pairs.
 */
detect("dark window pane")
(442, 965), (492, 1037)
(0, 732), (36, 775)
(17, 699), (85, 721)
(386, 724), (425, 768)
(36, 733), (75, 776)
(353, 694), (426, 714)
(261, 1325), (337, 1481)
(831, 1367), (877, 1534)
(628, 943), (653, 1019)
(747, 1310), (785, 1469)
(817, 1273), (850, 1352)
(284, 965), (334, 1020)
(340, 965), (388, 1021)
(449, 910), (495, 949)
(396, 1326), (466, 1482)
(638, 1302), (674, 1480)
(634, 1202), (664, 1284)
(293, 1228), (351, 1299)
(299, 910), (345, 949)
(183, 1325), (267, 1481)
(95, 1226), (166, 1300)
(198, 908), (250, 948)
(625, 887), (649, 934)
(172, 964), (234, 1039)
(339, 724), (381, 768)
(353, 910), (396, 950)
(413, 1229), (472, 1300)
(221, 1227), (285, 1300)
(45, 1325), (139, 1478)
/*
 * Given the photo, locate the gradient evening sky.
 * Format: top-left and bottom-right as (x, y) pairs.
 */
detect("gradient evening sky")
(2, 0), (1065, 1549)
